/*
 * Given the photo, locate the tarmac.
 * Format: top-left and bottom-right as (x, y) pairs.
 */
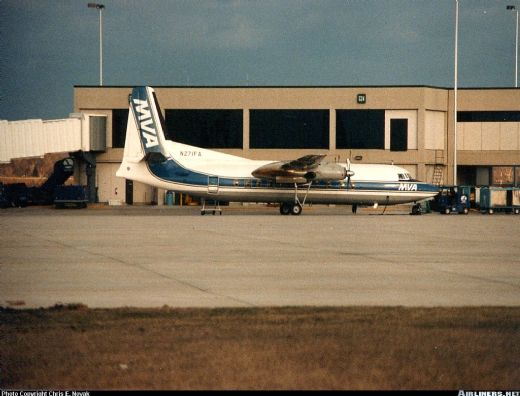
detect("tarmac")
(1, 204), (519, 308)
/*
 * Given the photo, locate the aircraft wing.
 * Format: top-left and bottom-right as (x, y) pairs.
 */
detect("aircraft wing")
(252, 154), (340, 184)
(281, 154), (326, 171)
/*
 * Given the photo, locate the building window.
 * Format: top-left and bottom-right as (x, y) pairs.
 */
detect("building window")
(390, 119), (408, 151)
(336, 110), (385, 149)
(112, 109), (128, 148)
(458, 111), (520, 122)
(165, 110), (242, 149)
(250, 110), (329, 149)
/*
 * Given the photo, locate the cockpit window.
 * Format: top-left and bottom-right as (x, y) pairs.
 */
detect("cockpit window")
(398, 173), (415, 181)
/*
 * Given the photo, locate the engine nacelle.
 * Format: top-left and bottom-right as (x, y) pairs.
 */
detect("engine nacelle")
(305, 163), (348, 181)
(252, 158), (351, 184)
(275, 176), (308, 184)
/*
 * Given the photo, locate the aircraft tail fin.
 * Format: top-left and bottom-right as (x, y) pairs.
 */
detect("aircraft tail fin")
(121, 86), (169, 163)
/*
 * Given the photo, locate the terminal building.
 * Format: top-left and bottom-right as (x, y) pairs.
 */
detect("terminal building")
(2, 85), (520, 205)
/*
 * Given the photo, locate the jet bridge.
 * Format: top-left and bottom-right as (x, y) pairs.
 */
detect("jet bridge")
(0, 114), (106, 162)
(0, 114), (106, 202)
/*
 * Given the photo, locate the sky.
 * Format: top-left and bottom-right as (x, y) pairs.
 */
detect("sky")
(1, 0), (518, 121)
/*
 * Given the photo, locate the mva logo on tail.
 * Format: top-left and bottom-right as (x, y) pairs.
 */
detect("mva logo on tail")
(131, 87), (161, 153)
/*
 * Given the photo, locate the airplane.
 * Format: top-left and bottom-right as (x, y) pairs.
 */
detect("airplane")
(116, 86), (439, 215)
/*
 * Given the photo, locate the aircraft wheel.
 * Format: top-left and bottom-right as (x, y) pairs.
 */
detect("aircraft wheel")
(290, 203), (303, 216)
(352, 204), (358, 214)
(279, 203), (291, 215)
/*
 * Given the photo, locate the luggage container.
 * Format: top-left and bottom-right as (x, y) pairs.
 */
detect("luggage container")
(460, 185), (475, 208)
(509, 188), (520, 215)
(513, 188), (520, 206)
(475, 187), (481, 209)
(480, 187), (520, 214)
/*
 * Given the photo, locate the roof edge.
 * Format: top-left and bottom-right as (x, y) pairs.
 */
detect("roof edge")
(73, 85), (520, 91)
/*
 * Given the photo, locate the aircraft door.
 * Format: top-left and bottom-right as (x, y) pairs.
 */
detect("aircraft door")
(208, 176), (219, 194)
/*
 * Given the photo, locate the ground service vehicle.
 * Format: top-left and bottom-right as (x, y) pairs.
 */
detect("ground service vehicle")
(0, 158), (78, 208)
(54, 185), (88, 208)
(431, 186), (470, 215)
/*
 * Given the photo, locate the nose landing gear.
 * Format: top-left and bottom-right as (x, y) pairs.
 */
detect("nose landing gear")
(279, 182), (311, 215)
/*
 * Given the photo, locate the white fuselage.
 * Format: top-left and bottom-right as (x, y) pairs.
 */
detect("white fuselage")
(118, 140), (438, 205)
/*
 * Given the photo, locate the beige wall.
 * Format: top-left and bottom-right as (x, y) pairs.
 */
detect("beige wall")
(424, 110), (445, 150)
(97, 162), (154, 204)
(458, 122), (520, 151)
(458, 89), (520, 110)
(133, 181), (156, 204)
(75, 86), (450, 112)
(97, 163), (125, 203)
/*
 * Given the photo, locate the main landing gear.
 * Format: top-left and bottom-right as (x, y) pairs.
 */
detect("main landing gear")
(279, 182), (312, 215)
(279, 202), (303, 215)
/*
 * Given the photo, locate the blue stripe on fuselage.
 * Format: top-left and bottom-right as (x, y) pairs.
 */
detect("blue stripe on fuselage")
(147, 158), (439, 193)
(149, 157), (207, 186)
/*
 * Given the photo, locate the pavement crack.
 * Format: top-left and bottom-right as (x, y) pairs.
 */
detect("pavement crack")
(10, 229), (256, 307)
(365, 253), (520, 291)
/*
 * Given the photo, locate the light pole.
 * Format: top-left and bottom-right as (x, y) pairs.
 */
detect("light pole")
(88, 3), (105, 86)
(453, 0), (459, 185)
(507, 5), (519, 87)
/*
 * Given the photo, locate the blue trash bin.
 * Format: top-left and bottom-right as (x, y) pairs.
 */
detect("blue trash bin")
(165, 190), (174, 206)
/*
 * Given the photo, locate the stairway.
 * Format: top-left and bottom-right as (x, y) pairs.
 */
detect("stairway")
(432, 165), (444, 186)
